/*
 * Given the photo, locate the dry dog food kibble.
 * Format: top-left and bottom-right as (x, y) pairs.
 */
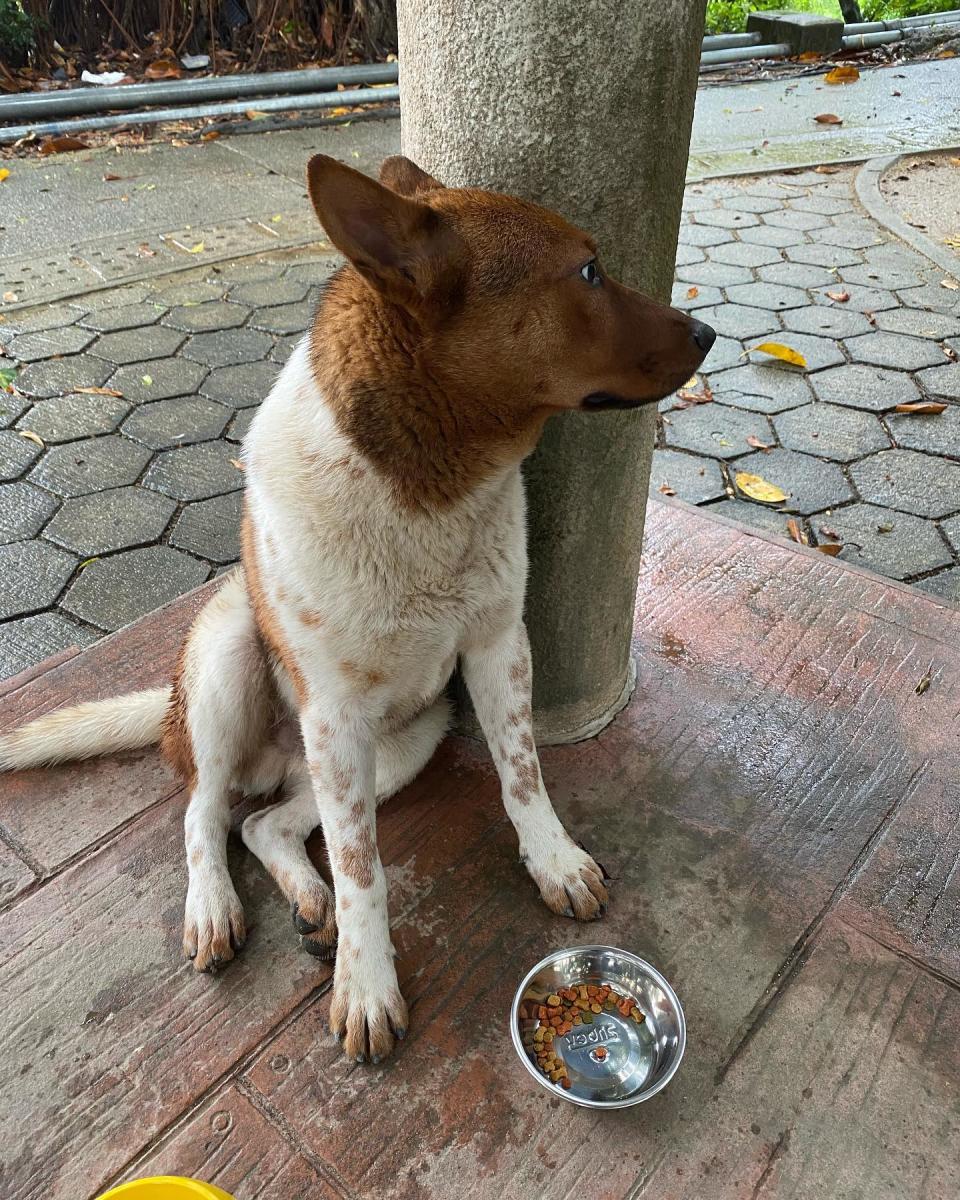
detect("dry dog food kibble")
(519, 982), (646, 1088)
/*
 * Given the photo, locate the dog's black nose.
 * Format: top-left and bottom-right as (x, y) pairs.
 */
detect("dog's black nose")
(690, 319), (716, 354)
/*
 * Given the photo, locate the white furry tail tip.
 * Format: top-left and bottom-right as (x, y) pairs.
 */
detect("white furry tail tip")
(0, 687), (171, 771)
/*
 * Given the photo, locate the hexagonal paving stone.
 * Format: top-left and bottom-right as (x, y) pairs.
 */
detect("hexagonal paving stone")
(269, 335), (300, 365)
(916, 568), (960, 604)
(674, 243), (705, 268)
(0, 612), (96, 678)
(706, 242), (782, 268)
(744, 333), (845, 373)
(120, 396), (231, 450)
(810, 364), (920, 412)
(756, 262), (835, 289)
(708, 498), (797, 538)
(896, 283), (960, 314)
(863, 243), (932, 272)
(13, 356), (112, 399)
(248, 300), (315, 335)
(44, 485), (176, 556)
(3, 305), (85, 335)
(762, 208), (831, 232)
(689, 304), (780, 341)
(89, 325), (186, 365)
(181, 329), (273, 368)
(691, 209), (759, 229)
(886, 404), (960, 458)
(649, 449), (726, 504)
(699, 335), (743, 374)
(790, 195), (854, 216)
(782, 305), (873, 339)
(62, 545), (208, 633)
(708, 364), (813, 414)
(720, 194), (783, 214)
(170, 491), (243, 563)
(916, 363), (960, 400)
(230, 278), (310, 307)
(850, 449), (960, 518)
(662, 402), (773, 460)
(732, 448), (852, 515)
(16, 392), (131, 443)
(774, 403), (890, 462)
(815, 503), (952, 581)
(0, 390), (29, 429)
(0, 481), (57, 543)
(839, 262), (925, 291)
(0, 429), (43, 481)
(811, 284), (898, 313)
(940, 513), (960, 555)
(149, 280), (226, 306)
(28, 434), (152, 497)
(843, 332), (946, 372)
(784, 243), (864, 269)
(808, 224), (881, 250)
(80, 304), (163, 333)
(724, 282), (810, 312)
(873, 308), (960, 339)
(144, 440), (245, 500)
(200, 361), (278, 409)
(226, 409), (255, 443)
(163, 301), (250, 333)
(670, 282), (724, 311)
(739, 224), (806, 248)
(8, 325), (95, 363)
(108, 357), (209, 403)
(675, 261), (754, 289)
(678, 224), (735, 248)
(0, 540), (76, 620)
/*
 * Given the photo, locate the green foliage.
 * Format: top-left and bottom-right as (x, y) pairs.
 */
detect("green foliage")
(0, 0), (36, 62)
(706, 0), (960, 35)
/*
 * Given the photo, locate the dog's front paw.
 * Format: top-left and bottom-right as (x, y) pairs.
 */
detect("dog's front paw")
(291, 881), (337, 960)
(523, 838), (608, 921)
(329, 953), (408, 1064)
(183, 871), (246, 972)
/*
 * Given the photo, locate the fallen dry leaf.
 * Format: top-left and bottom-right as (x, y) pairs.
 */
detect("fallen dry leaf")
(814, 113), (843, 125)
(145, 58), (182, 80)
(915, 666), (933, 696)
(0, 168), (9, 183)
(137, 243), (157, 258)
(686, 286), (699, 299)
(2, 291), (19, 303)
(814, 165), (840, 174)
(747, 342), (808, 368)
(815, 543), (842, 557)
(102, 172), (122, 181)
(786, 517), (806, 545)
(825, 289), (849, 303)
(937, 49), (956, 59)
(746, 435), (773, 450)
(18, 430), (44, 447)
(200, 130), (221, 141)
(39, 135), (89, 155)
(819, 525), (840, 540)
(78, 557), (100, 570)
(75, 386), (124, 397)
(187, 242), (205, 254)
(950, 157), (960, 168)
(329, 106), (352, 117)
(825, 65), (860, 85)
(229, 458), (245, 471)
(893, 402), (947, 415)
(141, 374), (153, 386)
(798, 51), (822, 62)
(674, 381), (714, 409)
(735, 471), (789, 504)
(865, 310), (877, 326)
(941, 279), (960, 291)
(244, 109), (268, 120)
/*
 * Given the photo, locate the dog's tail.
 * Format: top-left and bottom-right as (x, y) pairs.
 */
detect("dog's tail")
(0, 687), (171, 771)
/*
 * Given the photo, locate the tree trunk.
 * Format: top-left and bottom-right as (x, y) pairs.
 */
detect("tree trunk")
(397, 0), (707, 742)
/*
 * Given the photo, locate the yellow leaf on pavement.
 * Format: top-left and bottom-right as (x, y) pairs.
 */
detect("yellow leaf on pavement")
(18, 430), (44, 447)
(735, 472), (789, 504)
(748, 342), (808, 368)
(825, 65), (860, 85)
(188, 241), (205, 254)
(0, 169), (9, 183)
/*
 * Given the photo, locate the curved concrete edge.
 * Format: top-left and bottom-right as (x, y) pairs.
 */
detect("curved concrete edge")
(855, 151), (960, 281)
(534, 655), (639, 747)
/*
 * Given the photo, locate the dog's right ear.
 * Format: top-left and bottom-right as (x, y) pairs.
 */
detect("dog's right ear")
(306, 154), (462, 306)
(379, 155), (445, 198)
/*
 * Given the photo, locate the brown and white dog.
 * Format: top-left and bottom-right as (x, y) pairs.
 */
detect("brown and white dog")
(0, 155), (714, 1064)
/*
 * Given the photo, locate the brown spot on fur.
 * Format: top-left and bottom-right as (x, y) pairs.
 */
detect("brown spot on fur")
(340, 895), (352, 910)
(189, 848), (202, 868)
(349, 799), (367, 826)
(339, 659), (386, 692)
(241, 508), (308, 706)
(509, 656), (530, 686)
(337, 827), (376, 888)
(160, 637), (197, 787)
(519, 731), (535, 753)
(298, 609), (325, 628)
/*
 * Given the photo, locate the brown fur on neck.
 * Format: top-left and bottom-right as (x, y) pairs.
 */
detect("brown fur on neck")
(309, 268), (549, 512)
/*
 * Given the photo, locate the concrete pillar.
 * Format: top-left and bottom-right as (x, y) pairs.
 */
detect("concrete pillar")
(397, 0), (707, 742)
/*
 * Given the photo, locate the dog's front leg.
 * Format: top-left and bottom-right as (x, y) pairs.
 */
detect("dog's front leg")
(463, 624), (608, 920)
(302, 705), (407, 1063)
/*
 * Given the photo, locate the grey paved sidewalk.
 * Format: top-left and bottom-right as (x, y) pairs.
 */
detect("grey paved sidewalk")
(0, 162), (958, 680)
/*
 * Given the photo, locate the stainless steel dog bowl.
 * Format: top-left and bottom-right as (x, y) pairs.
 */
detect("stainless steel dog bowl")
(510, 945), (685, 1109)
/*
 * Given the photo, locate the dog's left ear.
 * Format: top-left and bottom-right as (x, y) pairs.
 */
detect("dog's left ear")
(379, 155), (445, 198)
(306, 154), (462, 305)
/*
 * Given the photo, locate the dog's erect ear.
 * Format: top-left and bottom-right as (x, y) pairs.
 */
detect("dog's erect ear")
(306, 154), (462, 304)
(379, 155), (445, 198)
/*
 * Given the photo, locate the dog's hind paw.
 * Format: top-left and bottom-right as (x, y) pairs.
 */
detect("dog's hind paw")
(523, 839), (608, 921)
(291, 883), (337, 960)
(183, 872), (246, 972)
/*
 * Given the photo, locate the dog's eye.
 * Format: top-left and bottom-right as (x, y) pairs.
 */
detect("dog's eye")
(580, 260), (602, 287)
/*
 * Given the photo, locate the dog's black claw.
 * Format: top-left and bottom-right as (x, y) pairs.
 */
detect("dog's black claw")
(372, 1055), (382, 1065)
(562, 906), (575, 919)
(395, 1026), (406, 1040)
(599, 902), (608, 917)
(355, 1053), (366, 1064)
(292, 903), (320, 936)
(301, 935), (336, 960)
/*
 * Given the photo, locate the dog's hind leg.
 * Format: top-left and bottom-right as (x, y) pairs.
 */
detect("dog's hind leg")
(168, 571), (273, 971)
(242, 698), (450, 958)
